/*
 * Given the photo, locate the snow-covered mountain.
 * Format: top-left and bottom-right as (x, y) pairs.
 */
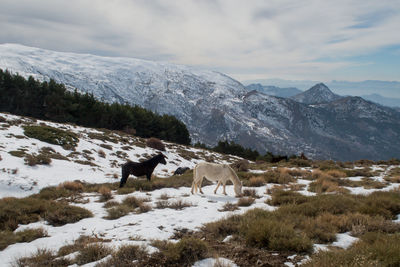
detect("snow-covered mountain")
(1, 43), (400, 160)
(291, 83), (342, 104)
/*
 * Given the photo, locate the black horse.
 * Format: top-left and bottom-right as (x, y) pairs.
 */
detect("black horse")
(120, 153), (167, 187)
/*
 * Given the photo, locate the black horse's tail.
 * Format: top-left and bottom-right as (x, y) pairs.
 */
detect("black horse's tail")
(120, 163), (129, 188)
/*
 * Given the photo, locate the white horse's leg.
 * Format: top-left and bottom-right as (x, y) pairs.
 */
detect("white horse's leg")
(214, 181), (221, 194)
(222, 181), (227, 195)
(191, 180), (196, 194)
(198, 177), (204, 194)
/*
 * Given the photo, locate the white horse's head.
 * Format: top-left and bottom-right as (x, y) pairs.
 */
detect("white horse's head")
(234, 181), (243, 197)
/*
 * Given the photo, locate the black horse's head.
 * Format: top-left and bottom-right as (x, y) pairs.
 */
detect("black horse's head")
(158, 153), (167, 165)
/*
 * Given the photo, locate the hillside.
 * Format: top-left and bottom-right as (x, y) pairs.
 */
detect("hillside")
(1, 44), (400, 161)
(0, 112), (243, 198)
(1, 113), (400, 266)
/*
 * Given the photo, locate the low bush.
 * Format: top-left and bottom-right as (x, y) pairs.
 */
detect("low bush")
(23, 125), (79, 149)
(44, 205), (93, 226)
(218, 202), (239, 212)
(242, 189), (259, 198)
(58, 181), (84, 192)
(98, 149), (106, 158)
(248, 176), (265, 187)
(158, 237), (208, 266)
(262, 168), (295, 184)
(75, 243), (112, 265)
(267, 190), (308, 206)
(105, 205), (131, 220)
(146, 137), (166, 151)
(8, 150), (27, 158)
(98, 186), (113, 202)
(24, 153), (52, 166)
(231, 160), (249, 172)
(303, 232), (400, 267)
(240, 209), (312, 252)
(97, 244), (148, 266)
(155, 199), (193, 210)
(289, 158), (312, 167)
(237, 197), (255, 207)
(14, 248), (71, 267)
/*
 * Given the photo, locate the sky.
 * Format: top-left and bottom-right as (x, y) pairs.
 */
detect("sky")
(0, 0), (400, 83)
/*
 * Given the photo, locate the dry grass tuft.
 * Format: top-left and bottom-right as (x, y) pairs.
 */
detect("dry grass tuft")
(248, 176), (265, 187)
(58, 181), (84, 192)
(146, 137), (166, 151)
(237, 197), (255, 207)
(98, 186), (113, 202)
(231, 160), (249, 172)
(219, 202), (239, 212)
(242, 188), (260, 198)
(98, 149), (106, 158)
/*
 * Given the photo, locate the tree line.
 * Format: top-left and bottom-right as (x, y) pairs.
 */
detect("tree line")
(0, 69), (191, 145)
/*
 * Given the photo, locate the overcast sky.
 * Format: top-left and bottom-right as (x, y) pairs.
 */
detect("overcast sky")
(1, 0), (399, 82)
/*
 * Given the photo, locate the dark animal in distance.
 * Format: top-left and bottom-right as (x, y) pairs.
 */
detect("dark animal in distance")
(173, 167), (190, 175)
(271, 155), (288, 163)
(120, 153), (167, 187)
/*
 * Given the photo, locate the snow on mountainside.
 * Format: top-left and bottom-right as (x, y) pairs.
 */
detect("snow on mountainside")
(291, 83), (342, 104)
(0, 112), (239, 198)
(1, 44), (400, 161)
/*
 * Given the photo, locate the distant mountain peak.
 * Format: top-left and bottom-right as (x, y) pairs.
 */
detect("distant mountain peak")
(291, 83), (341, 104)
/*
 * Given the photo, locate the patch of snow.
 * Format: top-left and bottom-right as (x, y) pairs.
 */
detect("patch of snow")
(222, 235), (233, 242)
(193, 257), (238, 267)
(284, 262), (295, 267)
(332, 232), (358, 249)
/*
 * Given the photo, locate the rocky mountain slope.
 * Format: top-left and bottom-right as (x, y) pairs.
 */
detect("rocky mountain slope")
(291, 83), (342, 104)
(1, 44), (400, 160)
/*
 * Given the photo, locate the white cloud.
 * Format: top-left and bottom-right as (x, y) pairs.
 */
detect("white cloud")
(0, 0), (399, 81)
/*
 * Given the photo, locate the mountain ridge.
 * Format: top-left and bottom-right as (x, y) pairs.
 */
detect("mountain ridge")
(1, 43), (400, 160)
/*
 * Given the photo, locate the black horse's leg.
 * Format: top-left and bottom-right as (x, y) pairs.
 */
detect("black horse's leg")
(120, 167), (129, 188)
(146, 171), (152, 181)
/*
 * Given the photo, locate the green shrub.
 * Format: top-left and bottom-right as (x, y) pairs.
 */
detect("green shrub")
(1, 228), (48, 250)
(202, 215), (242, 239)
(240, 210), (312, 252)
(14, 248), (70, 267)
(303, 233), (400, 267)
(24, 153), (52, 166)
(99, 244), (148, 266)
(75, 243), (112, 265)
(267, 190), (308, 206)
(23, 125), (79, 149)
(8, 150), (27, 158)
(160, 237), (208, 265)
(45, 205), (93, 226)
(105, 205), (131, 220)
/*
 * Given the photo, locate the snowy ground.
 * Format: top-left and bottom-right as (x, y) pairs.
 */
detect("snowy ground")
(0, 112), (237, 198)
(0, 112), (399, 266)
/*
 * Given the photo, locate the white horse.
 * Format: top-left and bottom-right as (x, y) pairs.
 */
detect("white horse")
(191, 162), (242, 197)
